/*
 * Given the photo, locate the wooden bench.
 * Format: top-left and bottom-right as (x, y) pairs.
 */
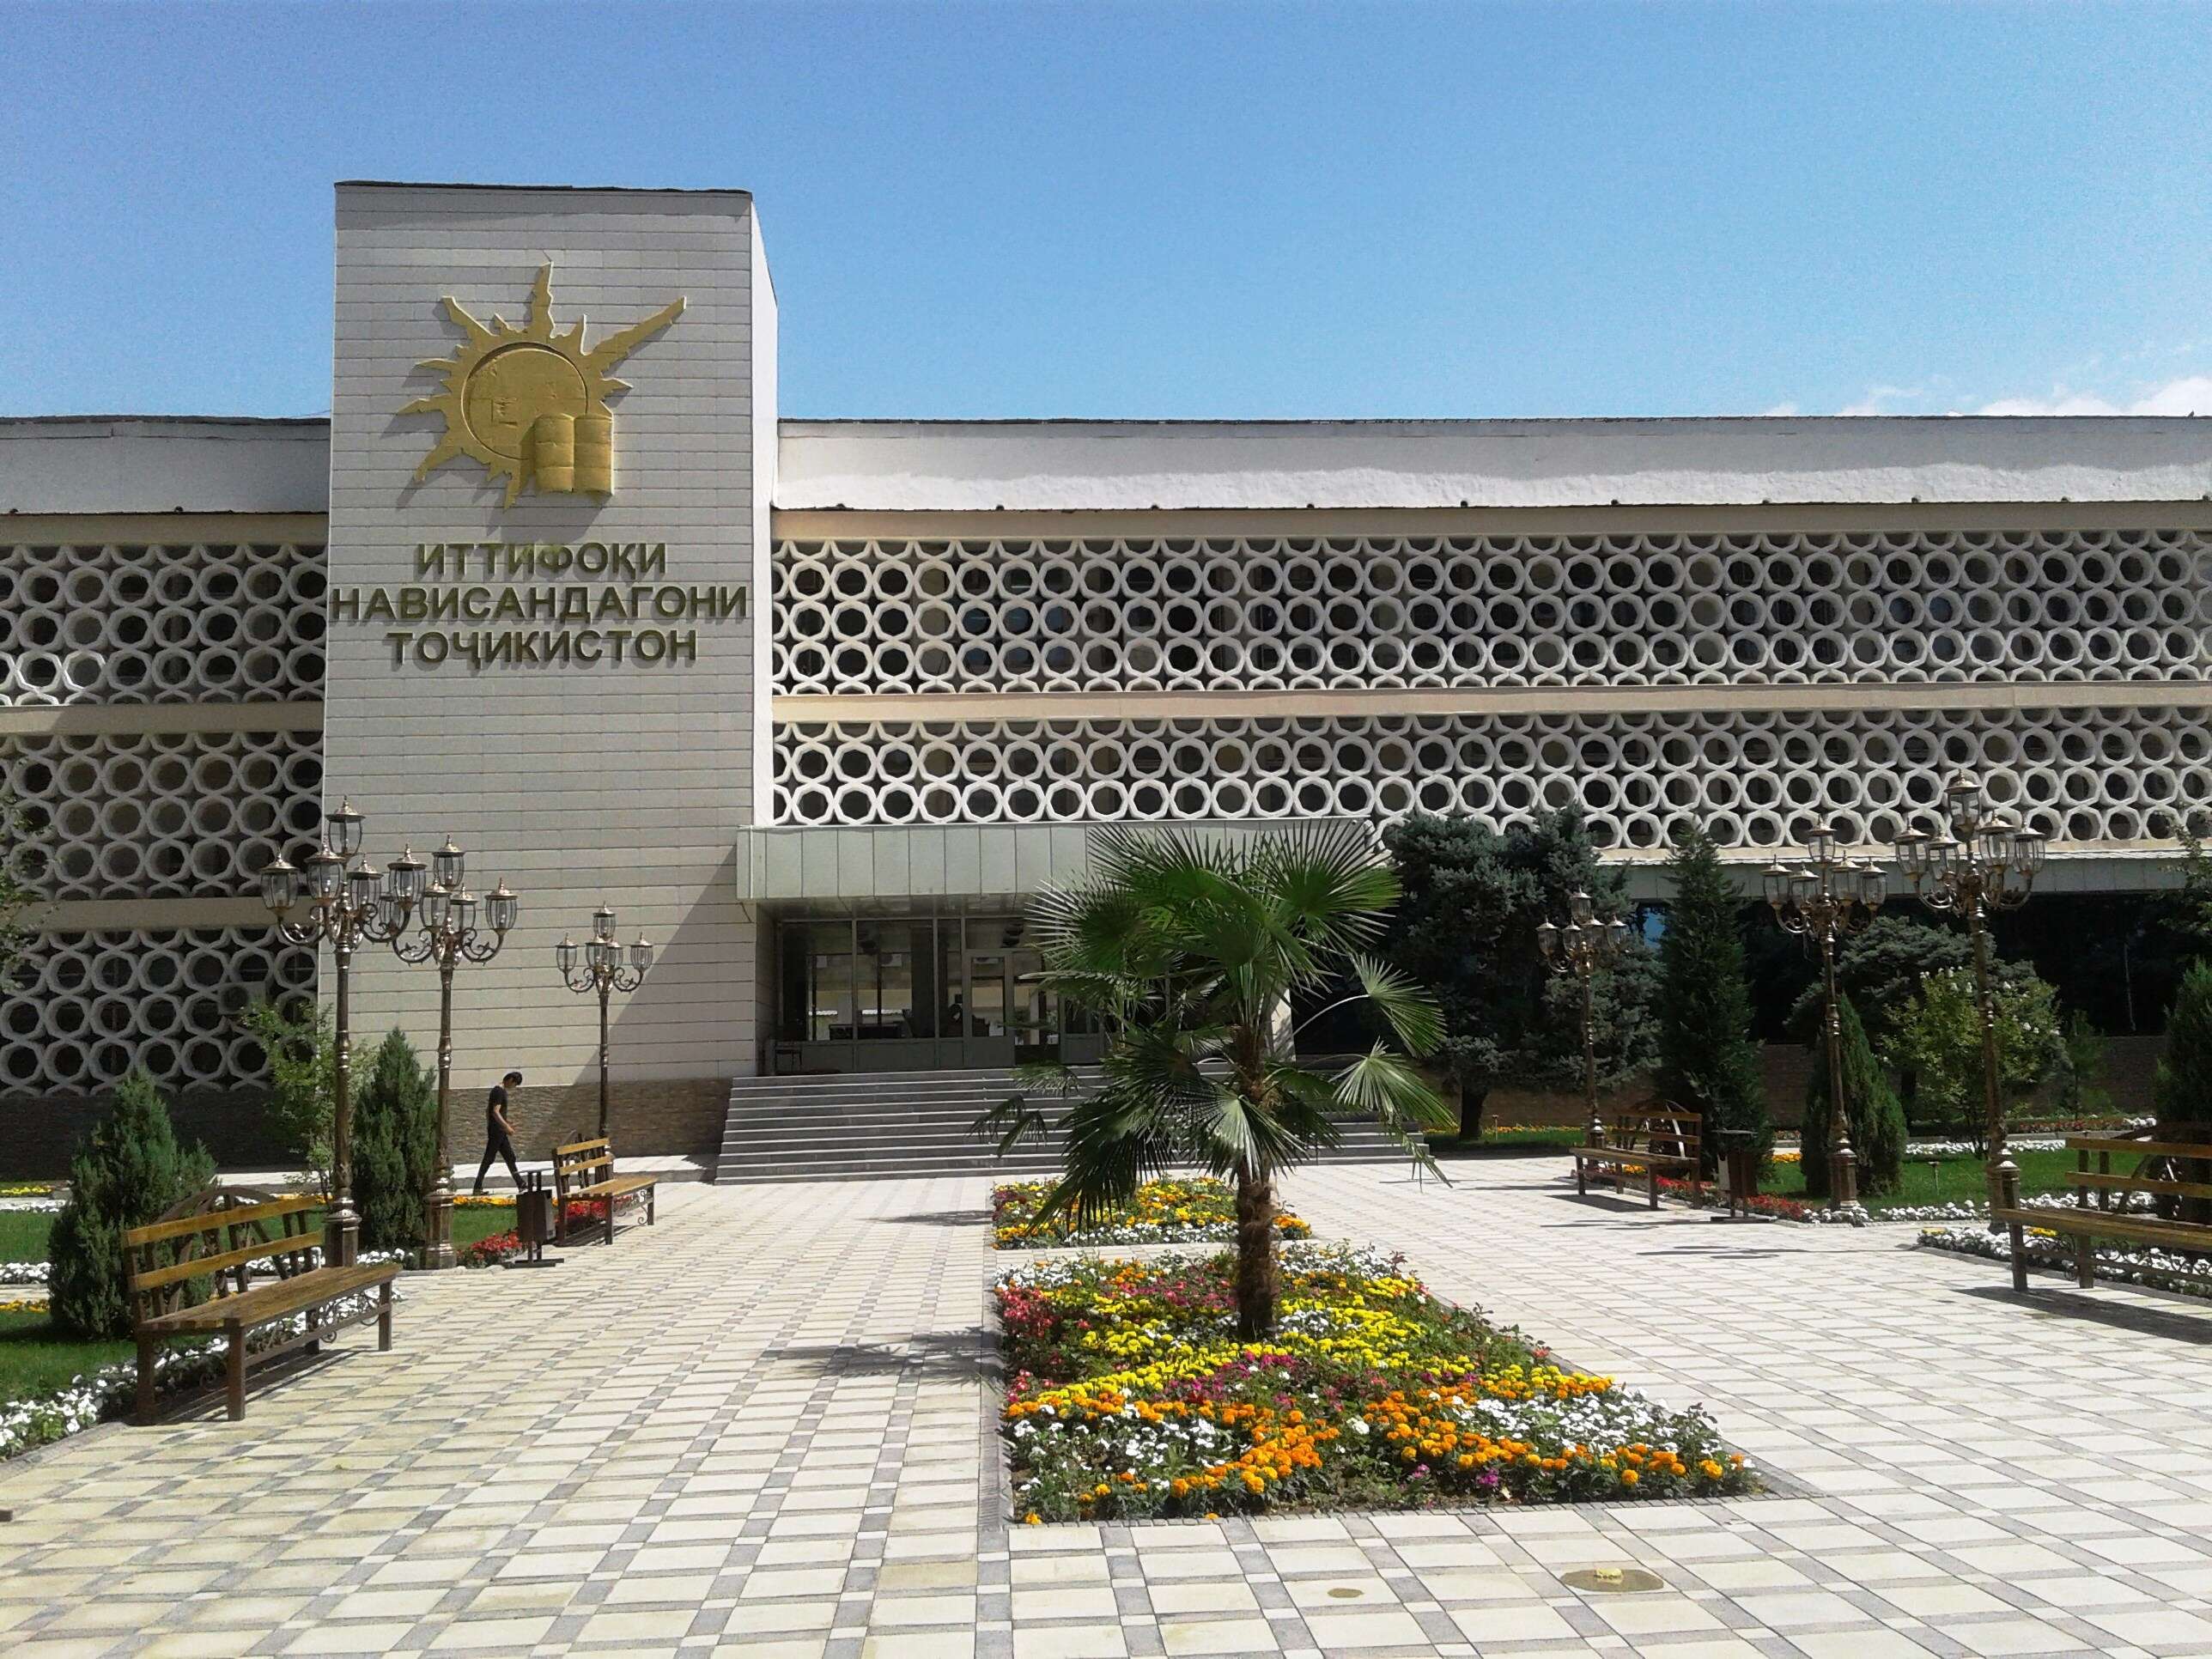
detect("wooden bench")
(552, 1137), (659, 1245)
(123, 1188), (398, 1423)
(1991, 1128), (2212, 1292)
(1571, 1104), (1702, 1209)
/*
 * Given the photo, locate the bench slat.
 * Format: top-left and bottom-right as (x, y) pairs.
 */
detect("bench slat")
(129, 1232), (318, 1296)
(124, 1196), (316, 1250)
(1993, 1206), (2212, 1253)
(568, 1176), (658, 1199)
(1572, 1147), (1695, 1168)
(137, 1261), (400, 1335)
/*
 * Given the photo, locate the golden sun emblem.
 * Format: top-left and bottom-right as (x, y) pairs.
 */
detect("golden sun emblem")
(404, 264), (684, 506)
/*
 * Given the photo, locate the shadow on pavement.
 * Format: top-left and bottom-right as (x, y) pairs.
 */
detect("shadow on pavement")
(1956, 1283), (2212, 1345)
(884, 1209), (994, 1228)
(766, 1330), (991, 1378)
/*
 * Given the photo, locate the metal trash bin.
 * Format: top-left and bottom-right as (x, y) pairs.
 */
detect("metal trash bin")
(514, 1172), (556, 1265)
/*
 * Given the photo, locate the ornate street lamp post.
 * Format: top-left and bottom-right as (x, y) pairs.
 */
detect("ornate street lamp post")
(258, 799), (420, 1267)
(1893, 772), (2045, 1221)
(1538, 891), (1633, 1146)
(556, 904), (655, 1139)
(1765, 823), (1886, 1213)
(392, 835), (520, 1270)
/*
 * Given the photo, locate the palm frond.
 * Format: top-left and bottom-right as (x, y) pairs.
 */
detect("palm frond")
(1254, 819), (1401, 957)
(1348, 951), (1444, 1058)
(1331, 1042), (1454, 1180)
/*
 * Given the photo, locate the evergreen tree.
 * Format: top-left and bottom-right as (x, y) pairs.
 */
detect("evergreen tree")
(48, 1070), (215, 1339)
(2152, 961), (2212, 1225)
(1655, 828), (1767, 1170)
(1799, 992), (1907, 1199)
(1382, 809), (1656, 1139)
(352, 1028), (439, 1256)
(238, 994), (337, 1200)
(2153, 962), (2212, 1131)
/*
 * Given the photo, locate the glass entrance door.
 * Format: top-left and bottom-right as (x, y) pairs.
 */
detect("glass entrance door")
(1009, 948), (1056, 1066)
(775, 914), (1074, 1074)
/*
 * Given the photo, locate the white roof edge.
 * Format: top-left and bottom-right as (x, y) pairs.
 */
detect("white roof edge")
(0, 418), (331, 517)
(774, 416), (2212, 512)
(7, 413), (2212, 518)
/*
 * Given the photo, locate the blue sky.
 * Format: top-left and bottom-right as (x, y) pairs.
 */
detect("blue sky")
(6, 2), (2211, 420)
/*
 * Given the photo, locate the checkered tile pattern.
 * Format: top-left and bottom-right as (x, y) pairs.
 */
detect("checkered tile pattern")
(3, 1159), (2209, 1657)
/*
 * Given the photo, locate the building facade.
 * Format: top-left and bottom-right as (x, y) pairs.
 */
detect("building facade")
(4, 181), (2211, 1168)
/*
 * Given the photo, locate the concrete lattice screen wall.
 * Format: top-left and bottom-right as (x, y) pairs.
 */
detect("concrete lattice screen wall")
(773, 702), (2210, 849)
(773, 529), (2212, 696)
(0, 539), (328, 1176)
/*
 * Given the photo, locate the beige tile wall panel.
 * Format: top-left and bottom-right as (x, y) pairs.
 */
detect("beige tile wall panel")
(322, 184), (765, 1101)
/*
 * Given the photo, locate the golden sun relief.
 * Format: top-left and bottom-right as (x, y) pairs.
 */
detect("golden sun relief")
(404, 264), (684, 506)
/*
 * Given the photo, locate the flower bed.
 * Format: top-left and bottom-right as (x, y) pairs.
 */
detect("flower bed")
(1918, 1223), (2212, 1299)
(992, 1177), (1313, 1249)
(459, 1196), (638, 1267)
(998, 1243), (1751, 1522)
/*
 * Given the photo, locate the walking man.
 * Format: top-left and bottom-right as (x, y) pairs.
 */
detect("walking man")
(473, 1069), (525, 1194)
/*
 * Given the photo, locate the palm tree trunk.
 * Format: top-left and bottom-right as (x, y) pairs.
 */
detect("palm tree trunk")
(1233, 1166), (1278, 1339)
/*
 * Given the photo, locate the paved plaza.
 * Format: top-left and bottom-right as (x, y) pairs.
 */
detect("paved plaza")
(3, 1158), (2212, 1658)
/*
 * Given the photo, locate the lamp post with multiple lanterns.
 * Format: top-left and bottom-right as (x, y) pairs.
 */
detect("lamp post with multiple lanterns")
(258, 799), (422, 1267)
(1538, 891), (1635, 1146)
(1893, 772), (2046, 1219)
(557, 905), (655, 1139)
(390, 836), (520, 1269)
(1765, 823), (1887, 1212)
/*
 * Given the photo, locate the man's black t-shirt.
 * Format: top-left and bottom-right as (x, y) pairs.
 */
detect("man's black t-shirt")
(487, 1084), (509, 1135)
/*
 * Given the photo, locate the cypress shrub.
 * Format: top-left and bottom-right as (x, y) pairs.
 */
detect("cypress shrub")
(48, 1070), (216, 1339)
(2154, 961), (2212, 1132)
(1655, 828), (1768, 1171)
(1800, 992), (1907, 1199)
(2153, 963), (2212, 1225)
(352, 1028), (439, 1256)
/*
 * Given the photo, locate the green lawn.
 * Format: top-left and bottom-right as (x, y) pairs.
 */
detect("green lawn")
(0, 1310), (136, 1406)
(1430, 1124), (1588, 1158)
(0, 1212), (51, 1262)
(1769, 1148), (2080, 1212)
(0, 1202), (514, 1263)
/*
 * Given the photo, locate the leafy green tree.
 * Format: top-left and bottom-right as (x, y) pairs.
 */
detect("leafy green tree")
(1800, 993), (1907, 1199)
(1655, 828), (1767, 1170)
(352, 1028), (439, 1256)
(1382, 810), (1655, 1139)
(2154, 962), (2212, 1131)
(985, 823), (1449, 1338)
(2166, 818), (2212, 961)
(1884, 967), (2063, 1153)
(2052, 1011), (2112, 1121)
(238, 995), (337, 1200)
(1785, 916), (1969, 1047)
(47, 1070), (216, 1339)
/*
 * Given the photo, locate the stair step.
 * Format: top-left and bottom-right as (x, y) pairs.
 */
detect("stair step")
(713, 1063), (1408, 1185)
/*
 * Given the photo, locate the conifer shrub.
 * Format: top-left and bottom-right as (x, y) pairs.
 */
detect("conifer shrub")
(1655, 828), (1768, 1171)
(353, 1028), (440, 1256)
(47, 1070), (216, 1339)
(1800, 993), (1907, 1198)
(2154, 961), (2212, 1132)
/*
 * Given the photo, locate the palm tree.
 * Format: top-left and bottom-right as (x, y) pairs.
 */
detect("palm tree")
(984, 822), (1450, 1339)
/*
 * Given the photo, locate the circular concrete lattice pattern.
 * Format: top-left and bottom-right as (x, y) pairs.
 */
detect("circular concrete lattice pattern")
(772, 528), (2212, 696)
(773, 702), (2207, 848)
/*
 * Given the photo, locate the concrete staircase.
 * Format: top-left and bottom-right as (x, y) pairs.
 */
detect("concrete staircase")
(713, 1066), (1421, 1184)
